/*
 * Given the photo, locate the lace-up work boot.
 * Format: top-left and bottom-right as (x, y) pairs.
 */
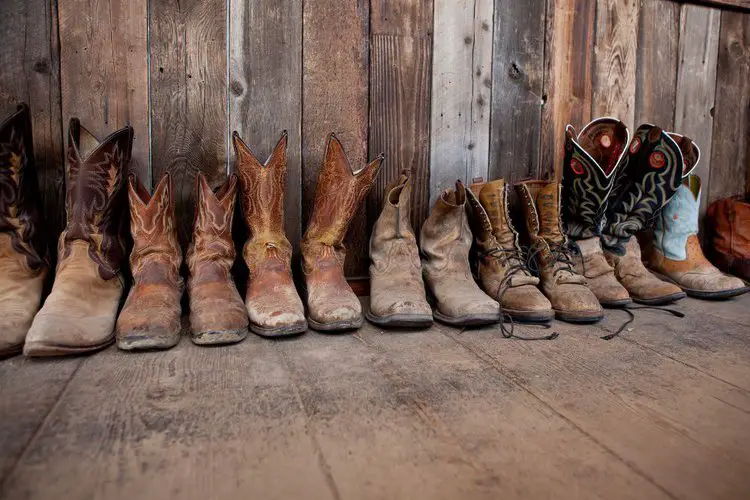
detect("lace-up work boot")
(516, 180), (602, 323)
(467, 178), (552, 322)
(368, 171), (432, 328)
(421, 180), (500, 326)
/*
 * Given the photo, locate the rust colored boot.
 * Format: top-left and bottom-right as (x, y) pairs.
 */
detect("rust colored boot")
(0, 104), (48, 357)
(516, 180), (603, 323)
(234, 131), (307, 337)
(187, 173), (248, 345)
(301, 134), (383, 331)
(116, 174), (183, 350)
(647, 175), (749, 299)
(466, 178), (553, 322)
(421, 180), (501, 326)
(367, 170), (433, 328)
(25, 119), (132, 356)
(707, 195), (750, 282)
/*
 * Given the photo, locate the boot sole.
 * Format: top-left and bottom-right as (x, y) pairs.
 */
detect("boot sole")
(0, 344), (23, 359)
(554, 310), (603, 324)
(433, 310), (500, 327)
(250, 322), (308, 338)
(365, 311), (434, 329)
(23, 335), (115, 357)
(192, 328), (248, 346)
(600, 298), (633, 308)
(117, 331), (181, 351)
(501, 308), (554, 323)
(632, 292), (686, 306)
(308, 316), (363, 333)
(648, 271), (750, 300)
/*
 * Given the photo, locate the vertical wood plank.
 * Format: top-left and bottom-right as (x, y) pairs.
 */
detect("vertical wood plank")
(709, 11), (750, 202)
(488, 0), (547, 182)
(369, 0), (433, 233)
(302, 0), (370, 276)
(150, 0), (228, 245)
(229, 0), (302, 248)
(635, 0), (680, 129)
(430, 0), (493, 202)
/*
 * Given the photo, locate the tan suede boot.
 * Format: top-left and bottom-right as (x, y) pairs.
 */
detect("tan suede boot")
(466, 178), (553, 322)
(0, 104), (48, 357)
(116, 174), (183, 350)
(187, 173), (248, 345)
(367, 170), (432, 328)
(301, 134), (383, 331)
(25, 119), (132, 356)
(516, 180), (603, 323)
(233, 131), (307, 337)
(421, 180), (500, 326)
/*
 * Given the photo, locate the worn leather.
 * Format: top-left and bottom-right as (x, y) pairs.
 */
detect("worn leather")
(234, 131), (306, 335)
(421, 181), (500, 324)
(116, 174), (183, 350)
(707, 195), (750, 281)
(572, 236), (630, 305)
(187, 173), (248, 344)
(301, 134), (382, 330)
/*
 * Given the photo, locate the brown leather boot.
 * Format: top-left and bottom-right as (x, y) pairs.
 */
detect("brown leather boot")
(421, 180), (500, 326)
(707, 195), (750, 282)
(187, 173), (248, 345)
(466, 178), (553, 322)
(233, 131), (307, 337)
(25, 119), (132, 356)
(116, 174), (184, 350)
(0, 104), (48, 357)
(367, 170), (432, 328)
(516, 180), (603, 323)
(301, 134), (383, 331)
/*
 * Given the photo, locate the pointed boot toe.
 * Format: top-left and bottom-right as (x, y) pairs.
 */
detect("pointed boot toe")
(117, 300), (182, 351)
(248, 305), (307, 337)
(308, 292), (363, 332)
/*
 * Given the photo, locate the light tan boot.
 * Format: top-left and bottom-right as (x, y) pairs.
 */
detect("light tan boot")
(421, 180), (500, 326)
(25, 119), (132, 356)
(466, 178), (553, 322)
(0, 104), (48, 357)
(573, 236), (632, 306)
(367, 171), (432, 328)
(516, 180), (603, 323)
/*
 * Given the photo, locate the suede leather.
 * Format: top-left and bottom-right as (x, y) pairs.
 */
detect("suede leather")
(707, 195), (750, 281)
(573, 236), (630, 305)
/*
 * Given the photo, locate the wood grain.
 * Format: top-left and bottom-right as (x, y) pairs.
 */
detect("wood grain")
(150, 0), (229, 245)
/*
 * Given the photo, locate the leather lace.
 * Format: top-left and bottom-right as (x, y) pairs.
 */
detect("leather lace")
(601, 305), (684, 340)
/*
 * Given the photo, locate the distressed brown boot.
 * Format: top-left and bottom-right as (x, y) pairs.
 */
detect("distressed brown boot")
(516, 180), (603, 323)
(233, 131), (307, 337)
(116, 174), (183, 350)
(187, 173), (248, 345)
(421, 180), (500, 326)
(0, 104), (48, 357)
(301, 134), (383, 331)
(707, 195), (750, 282)
(367, 170), (432, 328)
(25, 119), (132, 356)
(466, 178), (553, 322)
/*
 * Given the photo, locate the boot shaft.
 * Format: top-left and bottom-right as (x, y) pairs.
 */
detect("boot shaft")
(467, 178), (518, 251)
(516, 180), (565, 246)
(371, 171), (416, 246)
(420, 181), (472, 272)
(707, 195), (750, 260)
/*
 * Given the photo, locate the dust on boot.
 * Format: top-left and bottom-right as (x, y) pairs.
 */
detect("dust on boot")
(0, 104), (48, 357)
(234, 131), (307, 337)
(367, 170), (432, 328)
(301, 134), (383, 331)
(707, 195), (750, 282)
(421, 180), (500, 326)
(25, 119), (132, 356)
(187, 173), (248, 345)
(466, 178), (552, 322)
(116, 174), (183, 350)
(516, 180), (602, 323)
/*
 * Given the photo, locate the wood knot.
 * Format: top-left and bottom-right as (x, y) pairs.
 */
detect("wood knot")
(508, 62), (522, 80)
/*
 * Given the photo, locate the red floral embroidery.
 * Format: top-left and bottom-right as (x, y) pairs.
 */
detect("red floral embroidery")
(649, 151), (666, 169)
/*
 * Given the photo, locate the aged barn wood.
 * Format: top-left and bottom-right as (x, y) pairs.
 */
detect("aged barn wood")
(150, 0), (229, 245)
(430, 0), (493, 201)
(229, 0), (303, 248)
(369, 0), (433, 234)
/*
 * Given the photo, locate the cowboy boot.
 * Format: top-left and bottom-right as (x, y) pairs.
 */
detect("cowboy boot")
(116, 174), (183, 350)
(707, 194), (750, 282)
(25, 119), (132, 356)
(0, 104), (47, 357)
(562, 118), (631, 306)
(516, 180), (602, 323)
(646, 174), (749, 299)
(301, 134), (383, 331)
(421, 180), (500, 326)
(466, 178), (553, 322)
(233, 131), (307, 337)
(367, 170), (433, 328)
(187, 173), (248, 345)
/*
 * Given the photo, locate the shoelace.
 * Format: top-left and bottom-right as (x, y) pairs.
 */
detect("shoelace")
(601, 305), (684, 340)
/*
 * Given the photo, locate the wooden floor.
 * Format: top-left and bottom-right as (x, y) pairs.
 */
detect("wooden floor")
(1, 295), (750, 500)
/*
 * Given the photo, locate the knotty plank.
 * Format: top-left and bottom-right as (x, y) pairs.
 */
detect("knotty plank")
(489, 0), (546, 182)
(709, 11), (750, 202)
(369, 0), (433, 234)
(430, 0), (493, 202)
(150, 0), (228, 245)
(229, 0), (302, 248)
(302, 0), (370, 277)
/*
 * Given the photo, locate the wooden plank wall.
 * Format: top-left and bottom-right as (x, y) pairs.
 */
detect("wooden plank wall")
(1, 0), (749, 278)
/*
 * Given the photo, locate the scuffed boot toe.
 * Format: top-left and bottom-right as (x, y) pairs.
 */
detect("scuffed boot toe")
(500, 285), (554, 323)
(678, 272), (750, 300)
(366, 299), (433, 328)
(249, 309), (308, 338)
(550, 284), (603, 323)
(587, 274), (631, 307)
(308, 302), (363, 332)
(434, 296), (501, 327)
(25, 312), (116, 357)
